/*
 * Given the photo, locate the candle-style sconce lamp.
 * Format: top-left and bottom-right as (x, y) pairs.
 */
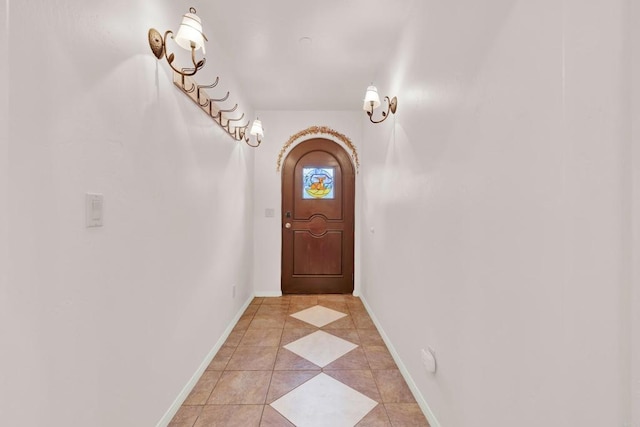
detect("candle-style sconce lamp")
(363, 85), (398, 124)
(148, 8), (207, 77)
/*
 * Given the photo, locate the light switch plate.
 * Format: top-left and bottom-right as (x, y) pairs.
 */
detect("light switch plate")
(86, 193), (104, 228)
(265, 208), (275, 218)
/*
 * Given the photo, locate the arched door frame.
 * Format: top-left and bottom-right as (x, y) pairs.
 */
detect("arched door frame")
(278, 128), (362, 296)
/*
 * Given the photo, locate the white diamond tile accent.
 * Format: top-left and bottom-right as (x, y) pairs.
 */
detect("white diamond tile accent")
(284, 330), (358, 368)
(290, 305), (347, 328)
(271, 373), (378, 427)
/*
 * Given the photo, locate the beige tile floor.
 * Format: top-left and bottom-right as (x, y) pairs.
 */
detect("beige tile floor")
(169, 295), (430, 427)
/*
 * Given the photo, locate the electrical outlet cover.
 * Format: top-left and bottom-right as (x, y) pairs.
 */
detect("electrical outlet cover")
(421, 348), (437, 374)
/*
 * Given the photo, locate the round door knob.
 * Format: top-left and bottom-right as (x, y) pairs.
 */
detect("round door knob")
(285, 222), (291, 229)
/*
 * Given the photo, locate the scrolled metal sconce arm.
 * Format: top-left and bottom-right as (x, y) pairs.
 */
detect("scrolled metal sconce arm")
(366, 96), (398, 124)
(241, 131), (262, 147)
(244, 137), (262, 148)
(148, 28), (206, 77)
(233, 122), (263, 147)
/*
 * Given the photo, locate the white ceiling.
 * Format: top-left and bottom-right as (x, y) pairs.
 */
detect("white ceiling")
(196, 0), (417, 111)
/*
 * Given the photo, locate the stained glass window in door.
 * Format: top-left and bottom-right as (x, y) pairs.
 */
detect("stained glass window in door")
(303, 167), (335, 199)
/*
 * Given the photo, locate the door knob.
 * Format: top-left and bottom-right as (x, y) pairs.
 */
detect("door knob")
(285, 222), (291, 229)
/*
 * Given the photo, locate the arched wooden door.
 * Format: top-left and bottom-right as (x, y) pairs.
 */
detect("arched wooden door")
(281, 138), (355, 294)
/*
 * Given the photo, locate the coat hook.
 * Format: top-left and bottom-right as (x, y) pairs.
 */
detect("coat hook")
(232, 121), (250, 140)
(217, 104), (238, 122)
(219, 104), (238, 114)
(210, 91), (230, 103)
(227, 112), (245, 125)
(231, 121), (250, 141)
(196, 77), (219, 107)
(166, 69), (263, 147)
(225, 112), (245, 133)
(198, 77), (219, 90)
(218, 105), (239, 129)
(198, 95), (210, 108)
(179, 69), (196, 93)
(236, 120), (249, 135)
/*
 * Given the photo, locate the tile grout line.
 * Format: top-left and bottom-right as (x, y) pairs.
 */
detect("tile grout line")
(346, 302), (392, 426)
(170, 296), (427, 426)
(268, 297), (300, 426)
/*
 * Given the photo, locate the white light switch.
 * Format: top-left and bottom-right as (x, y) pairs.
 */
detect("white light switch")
(265, 208), (275, 218)
(86, 193), (104, 228)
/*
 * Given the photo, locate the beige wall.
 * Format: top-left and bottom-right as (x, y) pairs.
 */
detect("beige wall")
(360, 0), (632, 425)
(632, 0), (640, 424)
(3, 1), (255, 425)
(0, 0), (9, 418)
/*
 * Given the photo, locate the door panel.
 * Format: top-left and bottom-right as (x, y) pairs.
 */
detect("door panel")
(293, 231), (343, 275)
(282, 138), (355, 294)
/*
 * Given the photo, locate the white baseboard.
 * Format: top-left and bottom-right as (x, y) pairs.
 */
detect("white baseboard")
(360, 296), (441, 427)
(254, 290), (283, 297)
(256, 290), (364, 297)
(156, 295), (254, 427)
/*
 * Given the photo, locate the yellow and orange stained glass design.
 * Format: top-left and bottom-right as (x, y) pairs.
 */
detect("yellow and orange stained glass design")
(303, 167), (334, 199)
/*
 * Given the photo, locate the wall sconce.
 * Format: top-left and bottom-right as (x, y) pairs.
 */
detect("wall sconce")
(237, 118), (264, 147)
(148, 8), (263, 147)
(148, 7), (207, 77)
(363, 85), (397, 124)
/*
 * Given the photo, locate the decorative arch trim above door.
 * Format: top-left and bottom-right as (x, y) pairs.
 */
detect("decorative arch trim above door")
(276, 126), (360, 173)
